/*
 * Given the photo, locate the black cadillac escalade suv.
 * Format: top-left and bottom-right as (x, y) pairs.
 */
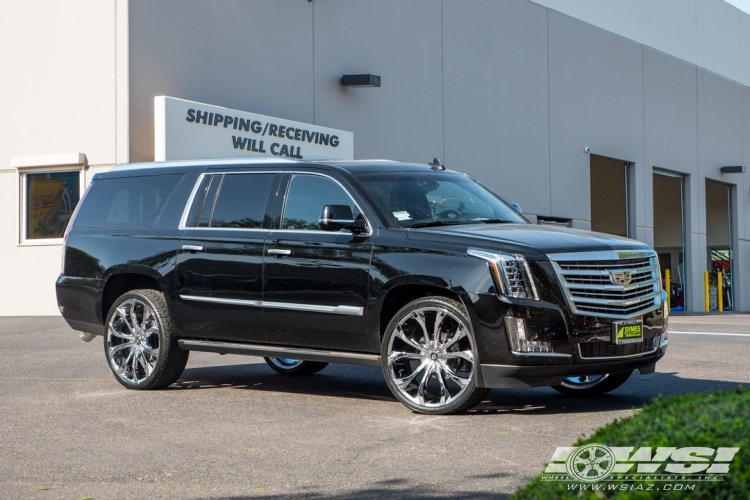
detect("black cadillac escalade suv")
(56, 159), (668, 414)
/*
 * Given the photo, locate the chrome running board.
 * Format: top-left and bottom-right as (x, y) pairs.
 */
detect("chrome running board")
(178, 339), (381, 367)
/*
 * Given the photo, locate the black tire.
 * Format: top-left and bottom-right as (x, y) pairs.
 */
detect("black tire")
(551, 370), (633, 397)
(104, 289), (189, 390)
(264, 357), (329, 376)
(381, 296), (490, 415)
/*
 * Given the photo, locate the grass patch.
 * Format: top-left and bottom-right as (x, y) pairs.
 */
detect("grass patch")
(513, 387), (749, 499)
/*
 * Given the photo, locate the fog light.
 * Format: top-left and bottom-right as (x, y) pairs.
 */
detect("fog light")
(504, 317), (552, 353)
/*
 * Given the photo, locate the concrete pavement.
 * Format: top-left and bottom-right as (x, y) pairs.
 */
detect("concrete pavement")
(1, 314), (748, 499)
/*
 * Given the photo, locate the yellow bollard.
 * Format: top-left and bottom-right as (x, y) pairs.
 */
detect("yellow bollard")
(664, 269), (671, 311)
(704, 270), (710, 312)
(718, 272), (723, 312)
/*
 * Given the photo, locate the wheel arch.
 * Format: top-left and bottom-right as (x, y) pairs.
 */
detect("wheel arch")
(375, 278), (486, 388)
(100, 267), (169, 325)
(376, 279), (473, 341)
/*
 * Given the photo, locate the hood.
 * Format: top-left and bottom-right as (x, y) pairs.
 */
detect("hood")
(405, 223), (652, 260)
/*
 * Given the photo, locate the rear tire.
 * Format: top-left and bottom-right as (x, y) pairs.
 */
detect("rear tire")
(551, 370), (633, 396)
(104, 289), (189, 390)
(381, 296), (490, 415)
(264, 357), (329, 376)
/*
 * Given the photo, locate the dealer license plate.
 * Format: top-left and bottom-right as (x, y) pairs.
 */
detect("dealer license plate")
(612, 319), (643, 345)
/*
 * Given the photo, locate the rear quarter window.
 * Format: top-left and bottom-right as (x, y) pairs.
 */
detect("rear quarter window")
(74, 174), (182, 228)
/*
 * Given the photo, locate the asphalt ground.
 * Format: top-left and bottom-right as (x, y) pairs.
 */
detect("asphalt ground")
(1, 314), (748, 500)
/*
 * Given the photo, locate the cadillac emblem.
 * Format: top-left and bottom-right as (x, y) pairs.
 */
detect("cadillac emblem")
(610, 271), (633, 285)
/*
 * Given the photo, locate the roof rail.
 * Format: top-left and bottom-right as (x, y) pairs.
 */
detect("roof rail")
(110, 157), (298, 171)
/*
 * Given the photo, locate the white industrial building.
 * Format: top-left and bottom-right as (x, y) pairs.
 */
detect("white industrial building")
(2, 0), (750, 315)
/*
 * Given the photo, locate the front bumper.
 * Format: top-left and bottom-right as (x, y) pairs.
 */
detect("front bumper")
(467, 291), (668, 388)
(478, 348), (664, 388)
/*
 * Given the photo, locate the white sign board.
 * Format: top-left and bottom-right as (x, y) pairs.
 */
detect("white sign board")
(154, 96), (353, 161)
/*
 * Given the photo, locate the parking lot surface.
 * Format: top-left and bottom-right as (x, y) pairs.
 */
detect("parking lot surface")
(1, 315), (748, 499)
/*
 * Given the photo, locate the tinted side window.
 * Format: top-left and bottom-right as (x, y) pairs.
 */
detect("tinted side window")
(75, 175), (181, 228)
(210, 173), (275, 228)
(282, 174), (359, 230)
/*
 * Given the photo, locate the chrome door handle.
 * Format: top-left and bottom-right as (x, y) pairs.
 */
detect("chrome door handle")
(267, 248), (292, 256)
(181, 245), (204, 252)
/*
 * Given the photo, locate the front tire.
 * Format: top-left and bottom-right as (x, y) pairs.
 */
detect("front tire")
(381, 296), (490, 415)
(264, 357), (329, 376)
(104, 289), (189, 390)
(551, 370), (633, 396)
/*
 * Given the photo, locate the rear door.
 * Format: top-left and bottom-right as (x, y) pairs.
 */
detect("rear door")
(262, 171), (374, 351)
(174, 169), (282, 342)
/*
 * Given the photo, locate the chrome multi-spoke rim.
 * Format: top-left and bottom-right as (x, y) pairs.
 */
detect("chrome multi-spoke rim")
(269, 358), (303, 369)
(387, 307), (474, 408)
(106, 299), (160, 385)
(561, 374), (609, 389)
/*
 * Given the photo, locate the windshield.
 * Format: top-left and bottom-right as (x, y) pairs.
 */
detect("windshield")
(354, 171), (526, 228)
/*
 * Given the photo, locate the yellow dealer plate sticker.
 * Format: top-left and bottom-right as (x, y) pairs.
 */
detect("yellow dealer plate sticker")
(612, 319), (643, 345)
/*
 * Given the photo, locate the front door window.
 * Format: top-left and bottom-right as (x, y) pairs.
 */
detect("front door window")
(281, 174), (360, 230)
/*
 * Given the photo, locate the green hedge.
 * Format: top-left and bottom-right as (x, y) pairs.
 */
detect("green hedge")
(512, 387), (749, 500)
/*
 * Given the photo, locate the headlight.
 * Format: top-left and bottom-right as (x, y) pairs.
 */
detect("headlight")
(467, 248), (539, 300)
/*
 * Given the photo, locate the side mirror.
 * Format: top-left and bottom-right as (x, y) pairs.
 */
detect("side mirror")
(510, 203), (522, 214)
(319, 205), (366, 234)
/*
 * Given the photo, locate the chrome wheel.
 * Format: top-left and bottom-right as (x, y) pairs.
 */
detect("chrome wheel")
(106, 298), (161, 385)
(263, 357), (328, 376)
(386, 306), (475, 409)
(560, 374), (609, 389)
(553, 370), (632, 396)
(268, 358), (303, 369)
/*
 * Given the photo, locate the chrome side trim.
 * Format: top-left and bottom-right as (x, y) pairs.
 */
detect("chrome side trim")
(179, 295), (364, 316)
(178, 339), (381, 367)
(576, 343), (658, 361)
(182, 227), (269, 232)
(262, 301), (363, 316)
(181, 295), (261, 307)
(511, 351), (572, 358)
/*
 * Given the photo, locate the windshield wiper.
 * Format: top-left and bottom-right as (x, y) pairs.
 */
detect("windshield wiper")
(403, 220), (475, 229)
(472, 219), (516, 224)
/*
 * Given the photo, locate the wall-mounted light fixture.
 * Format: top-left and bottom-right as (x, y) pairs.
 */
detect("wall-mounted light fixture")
(341, 74), (381, 87)
(721, 165), (745, 174)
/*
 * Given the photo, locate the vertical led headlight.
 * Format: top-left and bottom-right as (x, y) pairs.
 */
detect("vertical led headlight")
(467, 248), (539, 300)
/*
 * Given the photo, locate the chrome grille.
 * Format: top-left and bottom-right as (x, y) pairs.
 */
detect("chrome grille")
(549, 250), (662, 319)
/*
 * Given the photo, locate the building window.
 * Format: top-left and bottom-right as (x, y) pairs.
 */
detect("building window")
(22, 170), (81, 241)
